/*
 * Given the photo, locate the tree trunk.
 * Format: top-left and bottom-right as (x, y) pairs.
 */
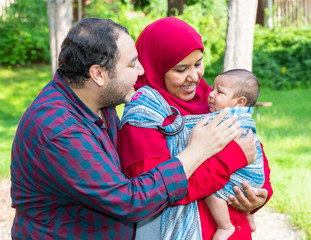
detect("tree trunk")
(47, 0), (73, 74)
(167, 0), (184, 16)
(256, 0), (264, 26)
(223, 0), (258, 72)
(73, 0), (87, 23)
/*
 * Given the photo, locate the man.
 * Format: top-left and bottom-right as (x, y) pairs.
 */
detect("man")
(11, 18), (252, 239)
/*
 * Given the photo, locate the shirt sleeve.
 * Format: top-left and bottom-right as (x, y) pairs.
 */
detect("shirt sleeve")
(37, 129), (188, 222)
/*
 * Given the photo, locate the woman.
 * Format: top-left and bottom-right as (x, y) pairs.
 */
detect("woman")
(118, 17), (272, 240)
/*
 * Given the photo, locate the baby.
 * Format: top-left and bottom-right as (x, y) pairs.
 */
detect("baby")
(205, 69), (264, 240)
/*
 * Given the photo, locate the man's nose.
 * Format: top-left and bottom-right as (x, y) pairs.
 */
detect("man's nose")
(136, 60), (144, 76)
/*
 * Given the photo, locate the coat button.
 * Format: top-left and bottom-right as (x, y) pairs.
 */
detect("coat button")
(237, 226), (241, 231)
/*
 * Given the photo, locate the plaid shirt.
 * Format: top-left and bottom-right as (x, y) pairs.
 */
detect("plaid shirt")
(11, 71), (188, 240)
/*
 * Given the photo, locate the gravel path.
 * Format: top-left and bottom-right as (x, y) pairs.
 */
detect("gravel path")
(0, 179), (304, 240)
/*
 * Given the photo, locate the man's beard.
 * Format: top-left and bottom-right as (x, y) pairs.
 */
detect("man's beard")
(97, 80), (127, 108)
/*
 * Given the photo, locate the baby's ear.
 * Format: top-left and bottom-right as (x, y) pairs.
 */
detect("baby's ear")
(237, 96), (247, 106)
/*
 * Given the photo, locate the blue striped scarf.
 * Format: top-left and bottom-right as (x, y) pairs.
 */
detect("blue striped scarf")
(120, 86), (264, 240)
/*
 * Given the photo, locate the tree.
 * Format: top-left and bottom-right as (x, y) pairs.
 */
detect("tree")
(73, 0), (87, 22)
(167, 0), (184, 16)
(47, 0), (73, 74)
(223, 0), (258, 71)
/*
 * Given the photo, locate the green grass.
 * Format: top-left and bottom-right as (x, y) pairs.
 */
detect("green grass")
(256, 88), (311, 239)
(0, 65), (52, 178)
(0, 65), (310, 238)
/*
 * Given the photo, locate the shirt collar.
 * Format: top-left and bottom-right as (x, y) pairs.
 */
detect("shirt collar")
(52, 70), (105, 127)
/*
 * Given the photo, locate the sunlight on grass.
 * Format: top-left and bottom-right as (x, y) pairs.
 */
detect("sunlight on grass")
(0, 65), (51, 177)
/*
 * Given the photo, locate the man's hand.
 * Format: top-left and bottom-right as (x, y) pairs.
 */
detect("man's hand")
(178, 107), (244, 179)
(234, 129), (257, 165)
(228, 182), (268, 213)
(189, 107), (243, 159)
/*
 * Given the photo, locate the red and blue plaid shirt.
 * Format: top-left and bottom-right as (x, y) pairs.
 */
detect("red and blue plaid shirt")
(11, 71), (188, 240)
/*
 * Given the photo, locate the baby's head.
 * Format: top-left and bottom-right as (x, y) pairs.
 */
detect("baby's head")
(208, 69), (259, 112)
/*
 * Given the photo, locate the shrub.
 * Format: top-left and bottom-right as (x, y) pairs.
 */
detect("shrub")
(0, 0), (50, 65)
(253, 26), (311, 89)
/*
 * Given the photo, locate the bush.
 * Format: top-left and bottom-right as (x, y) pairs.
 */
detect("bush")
(253, 26), (311, 89)
(0, 0), (50, 65)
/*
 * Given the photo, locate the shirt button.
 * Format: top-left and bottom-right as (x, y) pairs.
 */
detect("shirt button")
(237, 226), (241, 231)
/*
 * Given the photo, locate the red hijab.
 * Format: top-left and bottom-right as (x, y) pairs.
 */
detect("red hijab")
(135, 17), (212, 116)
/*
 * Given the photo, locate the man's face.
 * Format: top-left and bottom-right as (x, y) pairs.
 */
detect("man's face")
(99, 32), (144, 107)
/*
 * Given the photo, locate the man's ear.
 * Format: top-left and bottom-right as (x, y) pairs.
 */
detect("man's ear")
(89, 65), (109, 87)
(236, 96), (247, 106)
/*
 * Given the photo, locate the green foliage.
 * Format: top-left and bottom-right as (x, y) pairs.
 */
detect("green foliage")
(253, 26), (311, 90)
(1, 0), (310, 90)
(85, 0), (165, 41)
(0, 0), (50, 65)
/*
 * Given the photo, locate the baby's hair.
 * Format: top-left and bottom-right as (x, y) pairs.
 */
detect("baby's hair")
(219, 69), (260, 106)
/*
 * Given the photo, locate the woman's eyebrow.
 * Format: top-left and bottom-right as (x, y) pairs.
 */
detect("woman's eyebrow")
(174, 56), (204, 68)
(197, 56), (203, 62)
(174, 64), (188, 68)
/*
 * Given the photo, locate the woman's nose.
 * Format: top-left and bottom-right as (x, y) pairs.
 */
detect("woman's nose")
(187, 68), (198, 82)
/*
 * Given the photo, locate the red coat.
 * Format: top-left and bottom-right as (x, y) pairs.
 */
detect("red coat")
(118, 123), (273, 240)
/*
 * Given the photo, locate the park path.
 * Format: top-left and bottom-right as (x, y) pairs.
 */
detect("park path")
(0, 179), (303, 240)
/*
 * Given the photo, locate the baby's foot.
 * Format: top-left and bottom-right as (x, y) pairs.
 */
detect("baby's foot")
(249, 222), (256, 232)
(246, 213), (256, 232)
(212, 224), (235, 240)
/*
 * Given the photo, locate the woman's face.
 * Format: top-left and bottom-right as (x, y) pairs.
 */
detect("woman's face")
(164, 49), (204, 101)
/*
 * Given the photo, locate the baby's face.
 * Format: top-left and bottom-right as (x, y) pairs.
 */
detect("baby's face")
(208, 76), (239, 112)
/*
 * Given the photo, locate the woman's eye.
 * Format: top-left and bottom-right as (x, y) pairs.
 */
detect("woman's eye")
(175, 69), (186, 73)
(195, 62), (201, 67)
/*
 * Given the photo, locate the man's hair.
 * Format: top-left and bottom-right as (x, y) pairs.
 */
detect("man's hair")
(219, 69), (260, 106)
(58, 18), (129, 88)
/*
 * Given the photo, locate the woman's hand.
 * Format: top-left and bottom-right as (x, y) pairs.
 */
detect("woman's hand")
(227, 182), (268, 213)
